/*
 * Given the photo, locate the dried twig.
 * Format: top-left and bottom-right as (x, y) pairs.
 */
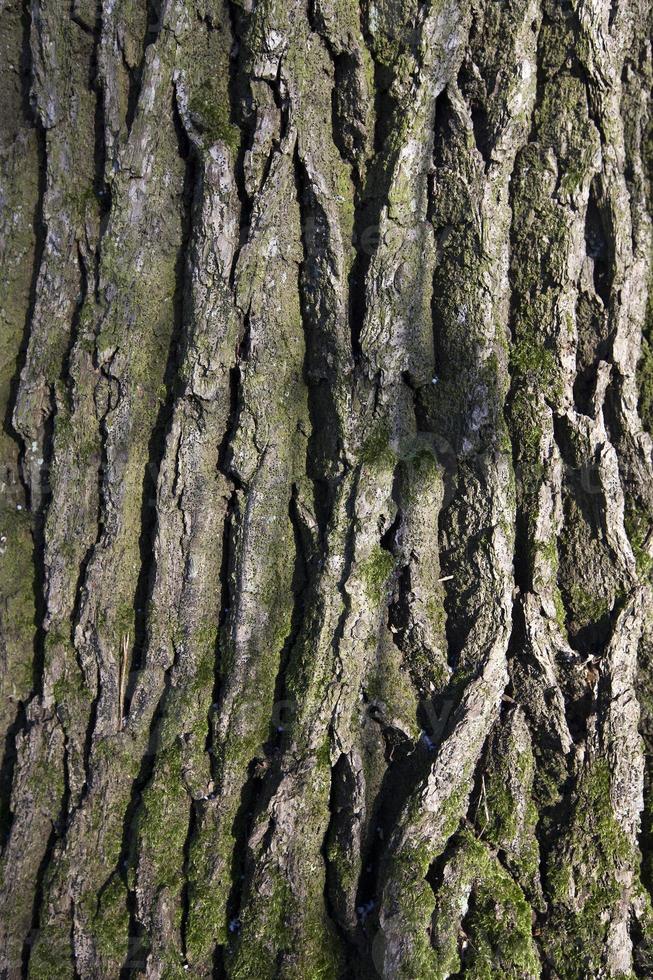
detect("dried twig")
(118, 632), (130, 731)
(476, 775), (490, 837)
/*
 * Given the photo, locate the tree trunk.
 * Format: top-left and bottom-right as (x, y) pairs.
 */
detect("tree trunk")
(1, 0), (653, 976)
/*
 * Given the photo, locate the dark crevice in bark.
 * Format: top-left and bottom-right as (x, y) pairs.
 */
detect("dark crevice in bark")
(218, 322), (248, 492)
(436, 516), (479, 670)
(226, 0), (258, 287)
(430, 77), (450, 156)
(294, 149), (347, 532)
(354, 738), (428, 915)
(323, 753), (357, 916)
(470, 98), (492, 168)
(328, 472), (362, 690)
(448, 884), (483, 978)
(59, 726), (72, 829)
(526, 14), (548, 148)
(505, 253), (538, 602)
(584, 183), (612, 308)
(21, 816), (59, 978)
(28, 396), (56, 696)
(68, 419), (106, 805)
(207, 297), (246, 772)
(94, 50), (111, 225)
(638, 638), (653, 906)
(60, 242), (89, 395)
(553, 418), (613, 656)
(307, 1), (367, 182)
(456, 52), (492, 170)
(117, 688), (175, 978)
(215, 487), (309, 973)
(123, 51), (141, 138)
(179, 797), (195, 964)
(70, 407), (108, 793)
(385, 561), (414, 671)
(377, 497), (415, 687)
(424, 823), (460, 894)
(631, 908), (653, 979)
(0, 704), (25, 849)
(320, 763), (360, 974)
(348, 190), (378, 361)
(503, 124), (575, 949)
(71, 904), (82, 980)
(355, 650), (460, 923)
(277, 68), (292, 148)
(3, 72), (47, 690)
(70, 2), (96, 37)
(207, 489), (238, 767)
(573, 292), (610, 417)
(347, 11), (406, 360)
(333, 51), (368, 174)
(123, 0), (164, 137)
(216, 759), (266, 974)
(124, 105), (193, 712)
(268, 486), (310, 747)
(366, 49), (400, 155)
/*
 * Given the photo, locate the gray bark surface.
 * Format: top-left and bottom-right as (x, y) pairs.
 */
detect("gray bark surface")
(1, 0), (653, 976)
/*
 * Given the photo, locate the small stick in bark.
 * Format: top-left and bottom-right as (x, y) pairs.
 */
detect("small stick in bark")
(118, 632), (130, 731)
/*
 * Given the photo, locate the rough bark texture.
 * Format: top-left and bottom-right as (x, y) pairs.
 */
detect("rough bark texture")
(1, 0), (653, 976)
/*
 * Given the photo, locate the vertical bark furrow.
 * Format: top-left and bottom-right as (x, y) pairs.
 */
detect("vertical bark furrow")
(0, 0), (40, 855)
(0, 0), (102, 971)
(14, 5), (194, 974)
(504, 0), (653, 974)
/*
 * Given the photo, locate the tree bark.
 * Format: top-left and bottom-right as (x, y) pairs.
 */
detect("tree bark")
(1, 0), (653, 976)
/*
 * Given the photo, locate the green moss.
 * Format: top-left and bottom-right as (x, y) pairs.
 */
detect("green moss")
(66, 184), (99, 221)
(509, 335), (560, 395)
(189, 82), (240, 151)
(135, 741), (189, 892)
(553, 586), (567, 631)
(90, 874), (131, 967)
(187, 619), (218, 692)
(385, 839), (445, 978)
(325, 834), (359, 913)
(364, 639), (420, 739)
(27, 923), (75, 978)
(431, 831), (539, 979)
(359, 546), (395, 602)
(463, 864), (539, 978)
(360, 426), (397, 471)
(543, 761), (635, 978)
(535, 536), (559, 572)
(228, 871), (293, 979)
(399, 444), (443, 511)
(568, 583), (610, 628)
(509, 391), (545, 490)
(425, 594), (446, 635)
(481, 735), (541, 892)
(638, 248), (653, 433)
(637, 336), (653, 433)
(0, 505), (35, 717)
(625, 505), (652, 579)
(185, 819), (236, 965)
(52, 667), (87, 716)
(485, 776), (519, 841)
